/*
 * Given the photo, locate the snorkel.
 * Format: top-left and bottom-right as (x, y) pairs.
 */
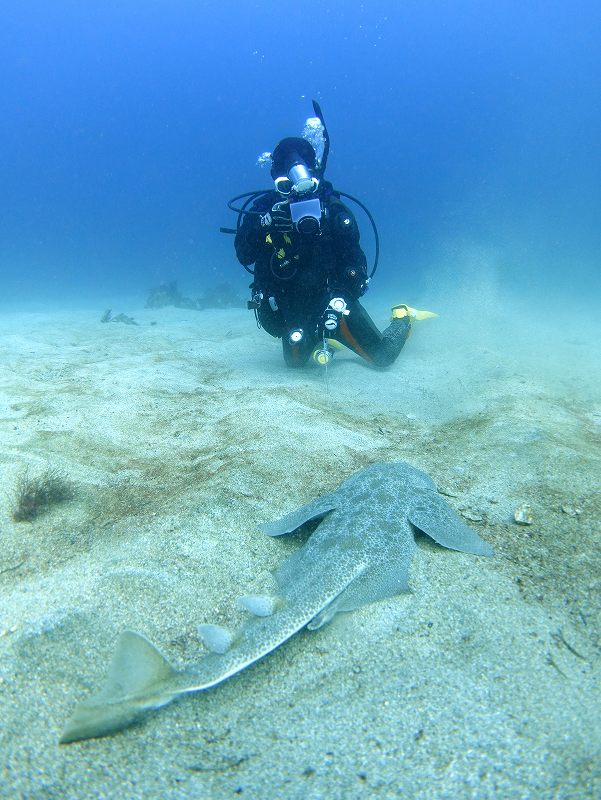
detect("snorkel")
(307, 99), (330, 177)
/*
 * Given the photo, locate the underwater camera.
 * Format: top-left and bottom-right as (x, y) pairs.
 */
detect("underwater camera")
(289, 197), (322, 235)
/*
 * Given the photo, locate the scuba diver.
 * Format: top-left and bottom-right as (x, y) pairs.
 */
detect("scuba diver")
(225, 101), (436, 368)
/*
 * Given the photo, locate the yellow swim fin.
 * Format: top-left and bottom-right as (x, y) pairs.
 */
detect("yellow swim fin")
(391, 303), (438, 321)
(311, 339), (344, 366)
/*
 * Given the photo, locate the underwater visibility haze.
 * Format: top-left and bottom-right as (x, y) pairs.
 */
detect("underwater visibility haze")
(0, 0), (599, 308)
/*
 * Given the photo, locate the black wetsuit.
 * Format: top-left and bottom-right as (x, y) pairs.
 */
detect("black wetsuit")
(235, 182), (410, 367)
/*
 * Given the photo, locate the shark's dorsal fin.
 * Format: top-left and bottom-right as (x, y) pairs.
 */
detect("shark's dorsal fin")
(237, 595), (282, 616)
(197, 624), (234, 654)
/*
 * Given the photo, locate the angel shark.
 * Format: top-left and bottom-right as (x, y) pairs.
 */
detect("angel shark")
(60, 461), (493, 743)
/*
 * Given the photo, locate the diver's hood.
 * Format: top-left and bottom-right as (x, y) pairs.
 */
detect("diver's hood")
(270, 137), (317, 179)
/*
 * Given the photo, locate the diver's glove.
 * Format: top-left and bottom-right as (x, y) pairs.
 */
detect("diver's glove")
(270, 202), (294, 233)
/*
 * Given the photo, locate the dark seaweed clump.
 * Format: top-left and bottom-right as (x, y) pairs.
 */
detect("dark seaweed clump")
(11, 468), (74, 522)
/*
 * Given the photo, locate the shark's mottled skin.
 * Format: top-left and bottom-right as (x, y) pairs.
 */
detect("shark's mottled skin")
(60, 461), (493, 743)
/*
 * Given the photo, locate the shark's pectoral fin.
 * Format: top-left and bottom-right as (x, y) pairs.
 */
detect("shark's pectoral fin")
(408, 489), (494, 556)
(259, 496), (338, 536)
(60, 631), (178, 744)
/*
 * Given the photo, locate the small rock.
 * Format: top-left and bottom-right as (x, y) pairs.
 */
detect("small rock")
(514, 504), (533, 525)
(111, 312), (138, 326)
(561, 505), (582, 517)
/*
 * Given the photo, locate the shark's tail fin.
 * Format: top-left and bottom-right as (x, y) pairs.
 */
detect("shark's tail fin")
(60, 630), (179, 744)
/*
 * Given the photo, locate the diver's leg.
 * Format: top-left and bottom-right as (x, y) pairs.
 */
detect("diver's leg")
(374, 317), (412, 367)
(282, 334), (317, 368)
(334, 301), (411, 368)
(257, 302), (285, 338)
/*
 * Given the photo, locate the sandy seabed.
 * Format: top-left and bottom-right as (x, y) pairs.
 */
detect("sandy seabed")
(0, 292), (599, 799)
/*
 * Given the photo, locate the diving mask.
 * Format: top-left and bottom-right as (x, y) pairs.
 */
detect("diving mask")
(274, 162), (319, 196)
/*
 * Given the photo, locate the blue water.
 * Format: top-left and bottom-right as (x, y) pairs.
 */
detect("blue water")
(1, 0), (599, 309)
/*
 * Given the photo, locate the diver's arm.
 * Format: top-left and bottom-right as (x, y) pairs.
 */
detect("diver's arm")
(235, 213), (263, 267)
(330, 201), (368, 298)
